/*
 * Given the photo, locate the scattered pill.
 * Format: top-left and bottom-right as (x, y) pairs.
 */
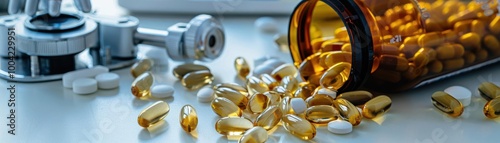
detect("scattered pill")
(234, 57), (251, 78)
(431, 91), (464, 117)
(478, 82), (500, 101)
(316, 88), (337, 99)
(327, 120), (353, 135)
(290, 98), (307, 114)
(179, 105), (198, 132)
(63, 66), (109, 88)
(282, 114), (316, 140)
(95, 72), (120, 89)
(215, 117), (254, 136)
(254, 105), (282, 130)
(173, 64), (210, 80)
(484, 97), (500, 119)
(255, 17), (278, 33)
(181, 70), (214, 90)
(238, 126), (268, 143)
(72, 78), (98, 94)
(362, 95), (392, 119)
(131, 72), (154, 99)
(151, 84), (174, 98)
(197, 86), (215, 103)
(131, 59), (154, 78)
(444, 86), (471, 107)
(138, 101), (170, 128)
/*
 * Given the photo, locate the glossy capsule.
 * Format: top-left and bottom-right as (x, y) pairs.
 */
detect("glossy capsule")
(247, 93), (270, 114)
(282, 114), (316, 140)
(280, 96), (293, 116)
(235, 57), (250, 78)
(478, 82), (500, 101)
(320, 62), (351, 90)
(238, 126), (268, 143)
(333, 99), (362, 126)
(431, 91), (464, 117)
(298, 53), (324, 78)
(215, 117), (254, 136)
(181, 70), (214, 90)
(459, 32), (481, 50)
(211, 97), (242, 117)
(214, 83), (248, 96)
(131, 59), (153, 78)
(489, 16), (500, 34)
(418, 32), (444, 48)
(280, 76), (299, 94)
(484, 35), (500, 56)
(215, 86), (249, 109)
(413, 47), (437, 68)
(271, 64), (298, 81)
(138, 101), (170, 128)
(260, 74), (279, 90)
(337, 90), (373, 106)
(254, 105), (282, 130)
(321, 51), (352, 68)
(180, 105), (198, 132)
(131, 72), (154, 99)
(293, 82), (317, 100)
(305, 105), (339, 124)
(436, 44), (464, 60)
(246, 76), (269, 95)
(173, 64), (210, 80)
(484, 97), (500, 119)
(442, 58), (464, 70)
(362, 95), (392, 119)
(263, 91), (282, 105)
(305, 94), (335, 106)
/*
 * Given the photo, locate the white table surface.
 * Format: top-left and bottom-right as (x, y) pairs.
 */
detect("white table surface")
(2, 1), (500, 143)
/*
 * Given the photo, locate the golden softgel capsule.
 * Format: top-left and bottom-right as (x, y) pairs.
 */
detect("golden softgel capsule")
(280, 76), (299, 94)
(478, 82), (500, 101)
(180, 105), (198, 132)
(247, 93), (270, 114)
(181, 70), (214, 90)
(333, 99), (362, 126)
(320, 62), (351, 90)
(282, 114), (316, 140)
(131, 59), (153, 78)
(214, 83), (249, 96)
(215, 86), (249, 109)
(260, 74), (279, 90)
(362, 95), (392, 119)
(173, 64), (210, 80)
(131, 72), (153, 99)
(305, 105), (339, 124)
(271, 64), (298, 81)
(337, 90), (373, 106)
(246, 76), (269, 95)
(431, 91), (464, 117)
(238, 126), (268, 143)
(215, 117), (254, 136)
(254, 105), (282, 130)
(211, 97), (242, 117)
(484, 97), (500, 119)
(235, 57), (250, 78)
(138, 101), (169, 128)
(305, 94), (335, 106)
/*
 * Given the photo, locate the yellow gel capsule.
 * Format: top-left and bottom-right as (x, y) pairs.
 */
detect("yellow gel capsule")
(464, 52), (476, 64)
(429, 60), (443, 73)
(305, 94), (335, 106)
(337, 90), (373, 106)
(282, 114), (316, 140)
(478, 82), (500, 101)
(442, 30), (458, 42)
(246, 76), (269, 95)
(215, 117), (254, 136)
(453, 20), (472, 34)
(459, 32), (481, 50)
(431, 91), (464, 117)
(238, 126), (268, 143)
(293, 82), (317, 100)
(260, 74), (279, 90)
(379, 55), (409, 71)
(413, 47), (437, 68)
(247, 93), (270, 114)
(138, 101), (170, 128)
(333, 99), (362, 126)
(305, 105), (339, 124)
(254, 105), (282, 130)
(235, 57), (250, 78)
(436, 44), (464, 60)
(471, 20), (486, 37)
(131, 59), (153, 78)
(402, 64), (421, 80)
(280, 76), (299, 94)
(280, 96), (293, 116)
(214, 83), (248, 96)
(322, 51), (352, 68)
(263, 91), (283, 105)
(214, 87), (249, 109)
(334, 27), (348, 40)
(475, 49), (488, 62)
(180, 105), (198, 132)
(362, 95), (392, 119)
(271, 64), (298, 81)
(211, 97), (242, 117)
(299, 53), (324, 78)
(489, 16), (500, 35)
(341, 43), (351, 52)
(181, 70), (214, 90)
(321, 39), (344, 52)
(131, 72), (153, 99)
(418, 32), (444, 48)
(484, 35), (500, 56)
(442, 58), (465, 70)
(320, 62), (351, 90)
(173, 64), (210, 80)
(484, 97), (500, 119)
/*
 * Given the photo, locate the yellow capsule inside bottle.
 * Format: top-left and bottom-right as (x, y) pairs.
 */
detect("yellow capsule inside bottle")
(320, 62), (351, 90)
(214, 83), (248, 96)
(131, 59), (153, 78)
(235, 57), (250, 78)
(173, 64), (210, 80)
(215, 87), (249, 109)
(131, 72), (154, 99)
(305, 105), (339, 124)
(215, 117), (254, 136)
(238, 126), (268, 143)
(254, 105), (282, 130)
(211, 97), (242, 117)
(180, 105), (198, 132)
(298, 53), (324, 79)
(181, 70), (214, 90)
(280, 76), (299, 94)
(337, 90), (373, 106)
(478, 82), (500, 101)
(362, 95), (392, 119)
(247, 93), (270, 114)
(333, 99), (362, 126)
(282, 114), (316, 140)
(138, 101), (170, 128)
(271, 64), (298, 81)
(305, 94), (335, 106)
(246, 76), (269, 95)
(484, 97), (500, 119)
(260, 74), (279, 90)
(431, 91), (464, 117)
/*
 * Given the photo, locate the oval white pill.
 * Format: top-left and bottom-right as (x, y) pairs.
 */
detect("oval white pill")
(95, 72), (120, 89)
(290, 98), (307, 114)
(444, 86), (472, 107)
(253, 56), (278, 67)
(253, 64), (274, 76)
(197, 86), (215, 103)
(317, 88), (337, 99)
(255, 17), (278, 33)
(72, 78), (98, 95)
(328, 120), (353, 134)
(262, 59), (285, 69)
(63, 66), (109, 88)
(151, 84), (174, 99)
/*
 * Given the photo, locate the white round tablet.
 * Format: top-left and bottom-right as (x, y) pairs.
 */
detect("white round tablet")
(95, 73), (120, 89)
(72, 78), (98, 95)
(290, 98), (307, 114)
(317, 88), (337, 99)
(328, 120), (353, 134)
(151, 84), (174, 99)
(197, 86), (215, 103)
(444, 86), (472, 107)
(255, 17), (278, 33)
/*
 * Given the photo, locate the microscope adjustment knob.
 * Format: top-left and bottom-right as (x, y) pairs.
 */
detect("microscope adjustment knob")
(182, 14), (225, 62)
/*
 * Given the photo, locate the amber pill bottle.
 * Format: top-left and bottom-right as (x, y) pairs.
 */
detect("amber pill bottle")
(288, 0), (500, 92)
